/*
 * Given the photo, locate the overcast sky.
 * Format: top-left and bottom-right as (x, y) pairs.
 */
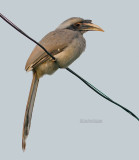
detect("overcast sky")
(0, 0), (139, 159)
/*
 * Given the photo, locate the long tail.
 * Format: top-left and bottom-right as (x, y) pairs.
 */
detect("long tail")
(22, 71), (39, 151)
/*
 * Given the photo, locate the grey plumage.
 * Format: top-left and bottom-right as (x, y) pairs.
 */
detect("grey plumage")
(25, 29), (86, 75)
(22, 17), (103, 150)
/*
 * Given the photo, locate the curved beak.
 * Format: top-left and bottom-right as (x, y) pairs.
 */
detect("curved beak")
(81, 22), (104, 32)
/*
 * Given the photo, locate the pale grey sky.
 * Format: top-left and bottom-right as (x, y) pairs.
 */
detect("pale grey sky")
(0, 0), (139, 159)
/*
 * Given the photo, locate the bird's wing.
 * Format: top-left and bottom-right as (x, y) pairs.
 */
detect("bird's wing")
(25, 29), (79, 71)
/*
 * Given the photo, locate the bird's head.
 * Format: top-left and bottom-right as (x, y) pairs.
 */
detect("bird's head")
(56, 17), (104, 34)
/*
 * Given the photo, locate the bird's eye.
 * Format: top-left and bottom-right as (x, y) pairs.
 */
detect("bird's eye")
(75, 23), (81, 27)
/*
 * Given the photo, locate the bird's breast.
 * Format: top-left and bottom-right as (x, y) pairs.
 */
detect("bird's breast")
(55, 35), (86, 68)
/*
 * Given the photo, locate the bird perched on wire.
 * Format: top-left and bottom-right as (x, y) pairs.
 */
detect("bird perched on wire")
(22, 17), (104, 150)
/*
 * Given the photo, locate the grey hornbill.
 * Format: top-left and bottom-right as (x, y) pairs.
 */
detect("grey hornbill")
(0, 13), (138, 151)
(22, 17), (104, 150)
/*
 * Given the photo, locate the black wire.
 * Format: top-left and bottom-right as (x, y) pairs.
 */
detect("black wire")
(66, 68), (139, 121)
(0, 13), (138, 122)
(0, 13), (55, 60)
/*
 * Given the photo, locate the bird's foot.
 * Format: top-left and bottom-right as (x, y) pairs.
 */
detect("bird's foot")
(51, 58), (56, 62)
